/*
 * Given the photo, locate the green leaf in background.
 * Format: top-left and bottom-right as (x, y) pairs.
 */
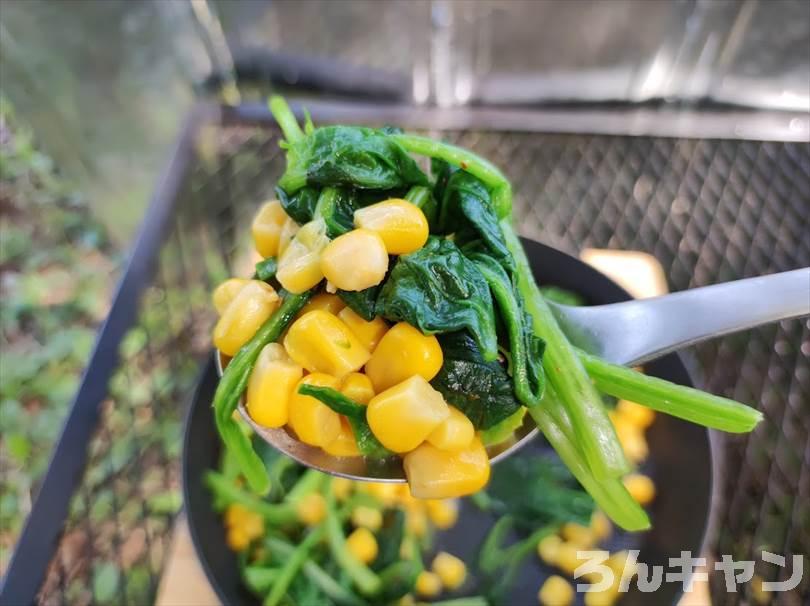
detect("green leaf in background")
(6, 433), (31, 465)
(93, 562), (120, 604)
(147, 490), (182, 514)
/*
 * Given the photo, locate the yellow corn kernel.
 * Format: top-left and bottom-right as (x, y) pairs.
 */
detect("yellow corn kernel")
(616, 400), (655, 429)
(426, 499), (459, 530)
(227, 527), (250, 551)
(590, 511), (612, 542)
(538, 575), (574, 606)
(351, 505), (383, 531)
(284, 310), (371, 378)
(432, 552), (466, 590)
(367, 376), (450, 452)
(406, 506), (428, 538)
(212, 278), (250, 314)
(354, 199), (429, 255)
(295, 492), (326, 526)
(288, 374), (342, 447)
(360, 482), (400, 506)
(427, 406), (475, 452)
(396, 594), (416, 606)
(338, 307), (389, 352)
(298, 292), (346, 318)
(623, 473), (655, 505)
(276, 219), (330, 294)
(554, 541), (587, 576)
(365, 323), (444, 392)
(320, 229), (388, 291)
(404, 437), (490, 499)
(277, 215), (300, 257)
(246, 343), (303, 428)
(225, 503), (249, 528)
(583, 585), (620, 606)
(537, 534), (563, 565)
(751, 574), (770, 605)
(323, 419), (361, 457)
(340, 373), (376, 405)
(241, 510), (264, 539)
(415, 571), (442, 598)
(560, 522), (596, 548)
(332, 477), (353, 501)
(612, 415), (648, 463)
(346, 527), (378, 565)
(213, 281), (280, 356)
(252, 200), (288, 258)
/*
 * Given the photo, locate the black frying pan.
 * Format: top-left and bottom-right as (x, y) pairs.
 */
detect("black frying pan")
(183, 239), (713, 606)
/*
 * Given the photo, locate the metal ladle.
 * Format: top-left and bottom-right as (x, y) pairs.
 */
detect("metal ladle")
(217, 267), (810, 482)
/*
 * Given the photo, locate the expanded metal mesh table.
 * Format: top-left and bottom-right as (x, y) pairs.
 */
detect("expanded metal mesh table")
(3, 102), (808, 606)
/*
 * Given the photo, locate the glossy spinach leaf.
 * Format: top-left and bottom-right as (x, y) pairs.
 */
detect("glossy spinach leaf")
(371, 510), (406, 572)
(278, 126), (429, 193)
(440, 171), (514, 273)
(376, 237), (498, 361)
(338, 286), (381, 322)
(430, 332), (522, 429)
(403, 185), (438, 230)
(315, 187), (360, 238)
(471, 252), (545, 407)
(486, 454), (594, 530)
(540, 285), (586, 307)
(255, 257), (277, 282)
(276, 185), (319, 224)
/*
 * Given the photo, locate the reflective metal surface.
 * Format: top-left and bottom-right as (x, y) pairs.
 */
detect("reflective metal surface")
(550, 268), (810, 366)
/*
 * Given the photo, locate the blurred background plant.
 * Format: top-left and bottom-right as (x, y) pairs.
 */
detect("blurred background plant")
(0, 97), (121, 572)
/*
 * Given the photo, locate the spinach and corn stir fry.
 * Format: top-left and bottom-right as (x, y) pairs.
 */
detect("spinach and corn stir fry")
(211, 96), (762, 530)
(209, 422), (655, 606)
(208, 442), (481, 606)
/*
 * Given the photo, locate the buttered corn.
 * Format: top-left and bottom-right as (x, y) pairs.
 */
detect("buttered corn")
(538, 575), (574, 606)
(322, 419), (361, 457)
(346, 527), (378, 564)
(284, 310), (370, 378)
(296, 492), (326, 526)
(427, 406), (475, 452)
(338, 307), (388, 352)
(404, 437), (490, 499)
(297, 292), (346, 317)
(354, 199), (429, 255)
(351, 506), (382, 531)
(320, 228), (388, 291)
(252, 200), (288, 258)
(246, 343), (303, 428)
(365, 322), (443, 392)
(213, 281), (280, 356)
(340, 372), (375, 404)
(432, 552), (466, 590)
(415, 571), (442, 598)
(276, 219), (330, 294)
(367, 375), (449, 452)
(288, 373), (342, 447)
(212, 278), (249, 314)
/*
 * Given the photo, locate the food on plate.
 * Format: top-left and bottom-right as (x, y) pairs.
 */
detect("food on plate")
(210, 96), (761, 528)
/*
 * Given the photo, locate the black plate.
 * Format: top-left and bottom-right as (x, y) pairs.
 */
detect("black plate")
(183, 239), (713, 606)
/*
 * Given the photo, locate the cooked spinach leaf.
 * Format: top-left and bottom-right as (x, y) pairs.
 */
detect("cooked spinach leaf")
(430, 332), (521, 429)
(403, 185), (438, 230)
(276, 185), (320, 224)
(278, 126), (429, 193)
(539, 285), (586, 307)
(315, 187), (360, 238)
(255, 257), (278, 282)
(337, 286), (380, 322)
(376, 237), (499, 361)
(440, 171), (514, 273)
(371, 510), (406, 572)
(297, 384), (393, 459)
(471, 253), (545, 407)
(486, 454), (595, 530)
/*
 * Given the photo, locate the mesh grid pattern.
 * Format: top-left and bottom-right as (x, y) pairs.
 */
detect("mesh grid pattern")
(36, 119), (809, 605)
